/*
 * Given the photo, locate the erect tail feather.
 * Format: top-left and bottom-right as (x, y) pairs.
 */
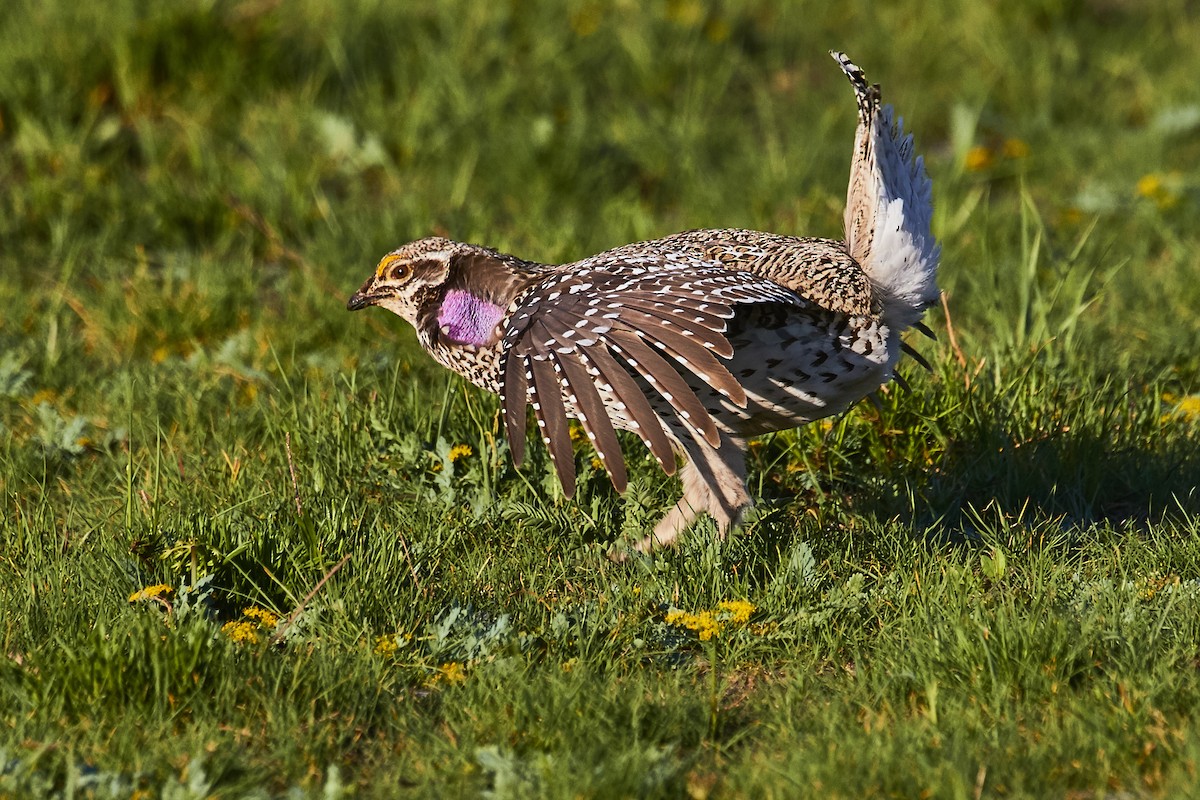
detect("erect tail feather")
(830, 51), (940, 334)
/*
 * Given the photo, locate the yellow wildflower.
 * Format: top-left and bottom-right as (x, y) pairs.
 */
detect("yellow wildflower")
(1002, 138), (1030, 159)
(591, 456), (604, 470)
(1137, 173), (1181, 210)
(1137, 173), (1163, 198)
(718, 599), (756, 626)
(568, 423), (587, 444)
(373, 632), (412, 655)
(439, 661), (467, 685)
(964, 145), (994, 172)
(129, 584), (173, 602)
(1164, 394), (1200, 424)
(222, 620), (260, 644)
(242, 607), (279, 628)
(666, 609), (722, 641)
(448, 444), (473, 462)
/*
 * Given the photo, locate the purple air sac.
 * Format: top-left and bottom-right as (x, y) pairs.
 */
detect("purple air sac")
(437, 290), (507, 347)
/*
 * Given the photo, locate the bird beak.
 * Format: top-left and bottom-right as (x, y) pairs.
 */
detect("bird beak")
(346, 277), (381, 311)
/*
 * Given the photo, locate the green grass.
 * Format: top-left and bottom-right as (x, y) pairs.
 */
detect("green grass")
(3, 0), (1200, 797)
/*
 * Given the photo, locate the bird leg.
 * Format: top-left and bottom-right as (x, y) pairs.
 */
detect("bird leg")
(634, 434), (750, 554)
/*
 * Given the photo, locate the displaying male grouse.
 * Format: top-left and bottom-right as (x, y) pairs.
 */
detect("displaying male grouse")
(348, 52), (940, 552)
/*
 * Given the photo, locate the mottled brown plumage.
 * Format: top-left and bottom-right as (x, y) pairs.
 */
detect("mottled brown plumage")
(348, 52), (940, 552)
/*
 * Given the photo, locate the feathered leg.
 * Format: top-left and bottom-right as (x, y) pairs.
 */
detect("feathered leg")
(635, 433), (750, 553)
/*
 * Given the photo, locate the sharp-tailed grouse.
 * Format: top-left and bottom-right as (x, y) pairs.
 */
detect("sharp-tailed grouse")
(348, 52), (940, 552)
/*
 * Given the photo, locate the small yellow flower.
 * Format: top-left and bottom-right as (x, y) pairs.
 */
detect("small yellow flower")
(242, 607), (279, 628)
(1164, 394), (1200, 424)
(1137, 173), (1164, 199)
(222, 620), (260, 644)
(129, 584), (173, 602)
(561, 658), (578, 673)
(666, 609), (722, 641)
(448, 443), (473, 462)
(718, 599), (756, 626)
(1002, 138), (1030, 159)
(374, 635), (398, 656)
(568, 423), (587, 444)
(964, 145), (994, 172)
(590, 456), (604, 470)
(1137, 173), (1182, 210)
(439, 661), (467, 685)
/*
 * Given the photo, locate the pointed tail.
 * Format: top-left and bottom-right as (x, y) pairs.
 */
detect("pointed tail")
(831, 51), (940, 333)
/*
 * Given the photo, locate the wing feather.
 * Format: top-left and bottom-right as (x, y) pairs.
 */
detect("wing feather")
(527, 344), (576, 497)
(606, 328), (721, 448)
(502, 351), (529, 466)
(556, 351), (628, 492)
(496, 255), (805, 493)
(582, 345), (677, 474)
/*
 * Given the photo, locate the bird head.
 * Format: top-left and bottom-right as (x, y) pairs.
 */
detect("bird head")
(346, 236), (458, 324)
(348, 237), (539, 348)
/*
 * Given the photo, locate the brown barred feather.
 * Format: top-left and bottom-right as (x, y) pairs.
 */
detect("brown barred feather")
(503, 352), (529, 466)
(581, 344), (677, 474)
(556, 350), (628, 492)
(605, 329), (721, 448)
(528, 350), (575, 496)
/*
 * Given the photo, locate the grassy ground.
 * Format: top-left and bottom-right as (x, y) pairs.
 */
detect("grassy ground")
(3, 0), (1200, 797)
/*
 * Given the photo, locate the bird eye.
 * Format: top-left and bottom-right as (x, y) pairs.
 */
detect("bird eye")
(376, 254), (411, 282)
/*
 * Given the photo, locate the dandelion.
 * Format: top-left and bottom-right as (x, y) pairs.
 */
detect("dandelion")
(964, 145), (994, 172)
(129, 584), (173, 603)
(448, 443), (473, 462)
(222, 620), (260, 644)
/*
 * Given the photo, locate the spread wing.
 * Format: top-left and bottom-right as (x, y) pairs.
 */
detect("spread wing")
(499, 252), (803, 496)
